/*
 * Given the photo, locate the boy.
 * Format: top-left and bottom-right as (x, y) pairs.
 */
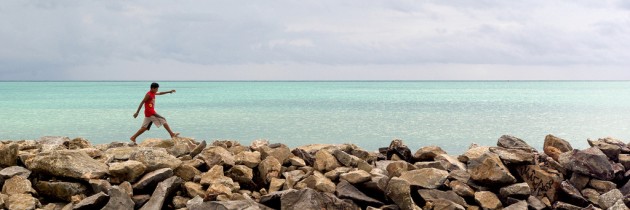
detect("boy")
(130, 82), (179, 143)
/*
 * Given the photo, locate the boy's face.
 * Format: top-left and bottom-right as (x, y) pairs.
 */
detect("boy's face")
(150, 87), (159, 93)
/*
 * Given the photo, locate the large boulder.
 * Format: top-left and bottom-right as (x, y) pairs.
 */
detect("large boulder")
(0, 166), (30, 179)
(280, 188), (359, 210)
(543, 135), (573, 161)
(108, 160), (146, 183)
(399, 168), (449, 189)
(588, 138), (622, 160)
(104, 147), (137, 161)
(35, 181), (88, 202)
(562, 147), (615, 181)
(139, 176), (183, 210)
(129, 148), (182, 172)
(467, 153), (516, 186)
(28, 150), (108, 180)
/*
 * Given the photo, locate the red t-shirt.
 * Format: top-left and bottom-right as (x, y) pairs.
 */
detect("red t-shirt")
(144, 91), (156, 117)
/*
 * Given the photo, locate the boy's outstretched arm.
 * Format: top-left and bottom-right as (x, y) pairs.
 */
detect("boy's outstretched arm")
(156, 89), (176, 95)
(133, 94), (151, 118)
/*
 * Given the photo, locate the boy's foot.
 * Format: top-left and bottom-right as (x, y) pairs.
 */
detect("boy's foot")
(171, 132), (180, 138)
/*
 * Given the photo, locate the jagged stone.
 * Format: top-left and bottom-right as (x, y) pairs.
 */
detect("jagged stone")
(139, 176), (182, 210)
(619, 154), (630, 169)
(2, 176), (35, 195)
(599, 189), (624, 209)
(129, 148), (182, 172)
(386, 177), (420, 210)
(291, 148), (315, 166)
(28, 150), (109, 180)
(67, 137), (91, 150)
(468, 153), (516, 186)
(558, 181), (589, 207)
(300, 171), (336, 193)
(174, 164), (201, 182)
(119, 181), (133, 197)
(458, 146), (490, 163)
(281, 188), (360, 210)
(474, 191), (502, 210)
(101, 186), (134, 210)
(543, 134), (573, 161)
(336, 180), (383, 207)
(497, 135), (536, 151)
(413, 161), (447, 170)
(413, 146), (447, 162)
(184, 182), (205, 198)
(235, 151), (261, 168)
(386, 139), (413, 162)
(515, 164), (562, 201)
(38, 136), (70, 152)
(489, 147), (535, 165)
(589, 179), (616, 194)
(314, 150), (341, 172)
(340, 170), (371, 184)
(104, 147), (137, 161)
(499, 182), (531, 199)
(435, 154), (466, 171)
(171, 195), (188, 209)
(588, 139), (622, 160)
(89, 179), (112, 194)
(418, 189), (467, 208)
(73, 192), (109, 210)
(283, 170), (306, 190)
(568, 173), (590, 191)
(6, 193), (40, 210)
(132, 168), (173, 191)
(399, 168), (448, 189)
(581, 188), (601, 205)
(190, 140), (206, 158)
(527, 196), (547, 210)
(449, 180), (474, 197)
(226, 165), (254, 187)
(385, 161), (413, 177)
(108, 160), (146, 183)
(0, 166), (31, 179)
(198, 146), (235, 169)
(35, 181), (88, 202)
(258, 156), (282, 185)
(563, 147), (615, 181)
(621, 179), (630, 195)
(260, 144), (291, 165)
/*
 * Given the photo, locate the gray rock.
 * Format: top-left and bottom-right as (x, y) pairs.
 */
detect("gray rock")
(291, 148), (315, 166)
(104, 147), (137, 161)
(129, 148), (182, 172)
(474, 191), (502, 210)
(619, 154), (630, 170)
(527, 195), (547, 210)
(0, 166), (31, 179)
(101, 186), (134, 210)
(599, 189), (624, 209)
(497, 135), (536, 151)
(35, 181), (88, 202)
(413, 161), (447, 170)
(621, 179), (630, 195)
(139, 176), (182, 210)
(27, 150), (109, 180)
(132, 195), (151, 209)
(281, 188), (360, 210)
(467, 153), (516, 186)
(6, 193), (40, 210)
(0, 143), (19, 167)
(73, 192), (109, 210)
(428, 199), (465, 210)
(581, 188), (601, 205)
(132, 168), (174, 191)
(399, 168), (448, 189)
(336, 180), (383, 207)
(588, 139), (622, 160)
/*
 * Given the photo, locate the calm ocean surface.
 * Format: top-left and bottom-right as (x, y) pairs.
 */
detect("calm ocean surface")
(1, 81), (629, 154)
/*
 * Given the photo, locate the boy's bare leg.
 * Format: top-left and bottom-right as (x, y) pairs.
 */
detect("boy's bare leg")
(163, 123), (179, 138)
(130, 127), (148, 143)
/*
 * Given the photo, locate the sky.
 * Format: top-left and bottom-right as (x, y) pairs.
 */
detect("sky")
(1, 0), (630, 80)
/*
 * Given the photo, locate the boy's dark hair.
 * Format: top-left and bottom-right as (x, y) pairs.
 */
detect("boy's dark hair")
(150, 82), (159, 89)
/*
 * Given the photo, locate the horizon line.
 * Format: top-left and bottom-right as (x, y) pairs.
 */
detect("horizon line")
(2, 79), (630, 82)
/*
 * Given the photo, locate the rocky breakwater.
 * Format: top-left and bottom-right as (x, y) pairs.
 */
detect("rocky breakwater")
(0, 134), (629, 210)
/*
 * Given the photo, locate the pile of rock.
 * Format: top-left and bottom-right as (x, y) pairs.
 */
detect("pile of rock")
(0, 134), (628, 210)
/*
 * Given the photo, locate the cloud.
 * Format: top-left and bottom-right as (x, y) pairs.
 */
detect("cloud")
(0, 0), (629, 80)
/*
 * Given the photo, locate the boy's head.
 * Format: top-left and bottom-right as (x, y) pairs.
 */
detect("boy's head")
(150, 82), (159, 92)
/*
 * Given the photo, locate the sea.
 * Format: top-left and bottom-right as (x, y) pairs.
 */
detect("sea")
(1, 81), (629, 154)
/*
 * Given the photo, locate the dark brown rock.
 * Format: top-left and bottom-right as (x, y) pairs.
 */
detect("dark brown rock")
(35, 181), (88, 202)
(568, 173), (590, 191)
(132, 168), (174, 192)
(497, 135), (536, 151)
(468, 153), (516, 186)
(0, 143), (20, 167)
(417, 189), (467, 208)
(89, 179), (112, 194)
(564, 147), (615, 181)
(552, 201), (582, 210)
(474, 191), (502, 210)
(101, 186), (134, 210)
(336, 180), (383, 207)
(515, 165), (562, 202)
(73, 192), (109, 210)
(385, 177), (419, 210)
(386, 139), (413, 162)
(291, 148), (315, 166)
(281, 188), (360, 210)
(588, 138), (622, 160)
(558, 181), (589, 207)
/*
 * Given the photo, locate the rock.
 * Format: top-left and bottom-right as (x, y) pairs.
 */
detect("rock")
(449, 180), (474, 197)
(399, 168), (449, 189)
(300, 171), (336, 193)
(198, 146), (235, 169)
(589, 179), (616, 193)
(67, 137), (91, 149)
(38, 136), (70, 152)
(435, 154), (466, 171)
(324, 167), (352, 181)
(497, 135), (536, 151)
(269, 178), (285, 193)
(132, 168), (174, 191)
(468, 153), (516, 186)
(108, 160), (146, 183)
(35, 181), (88, 202)
(552, 201), (582, 210)
(619, 154), (630, 169)
(588, 139), (622, 160)
(0, 143), (19, 167)
(0, 166), (31, 179)
(558, 181), (589, 207)
(79, 148), (103, 158)
(413, 161), (446, 170)
(119, 181), (133, 197)
(174, 164), (201, 182)
(448, 170), (471, 183)
(6, 193), (40, 210)
(314, 150), (341, 172)
(129, 148), (182, 172)
(104, 147), (137, 161)
(89, 179), (112, 194)
(200, 165), (225, 185)
(139, 176), (183, 210)
(184, 182), (205, 198)
(190, 140), (206, 158)
(235, 151), (261, 168)
(543, 134), (573, 161)
(417, 189), (467, 208)
(386, 139), (413, 162)
(488, 147), (535, 165)
(288, 156), (306, 167)
(563, 147), (615, 181)
(332, 149), (360, 167)
(621, 179), (630, 195)
(474, 191), (502, 210)
(413, 146), (447, 162)
(336, 180), (383, 207)
(581, 188), (601, 205)
(28, 150), (109, 180)
(250, 139), (269, 151)
(260, 144), (291, 165)
(101, 186), (134, 210)
(2, 176), (35, 195)
(258, 156), (282, 185)
(73, 192), (109, 210)
(281, 188), (359, 210)
(171, 195), (188, 209)
(386, 161), (412, 177)
(428, 199), (465, 210)
(283, 170), (306, 190)
(515, 164), (562, 201)
(599, 189), (624, 209)
(386, 177), (419, 210)
(458, 146), (490, 163)
(202, 166), (238, 200)
(499, 182), (531, 199)
(226, 165), (254, 188)
(527, 195), (547, 210)
(568, 173), (590, 191)
(138, 138), (173, 148)
(340, 170), (372, 184)
(291, 148), (315, 166)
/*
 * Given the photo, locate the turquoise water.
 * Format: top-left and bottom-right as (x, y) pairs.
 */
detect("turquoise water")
(1, 81), (629, 154)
